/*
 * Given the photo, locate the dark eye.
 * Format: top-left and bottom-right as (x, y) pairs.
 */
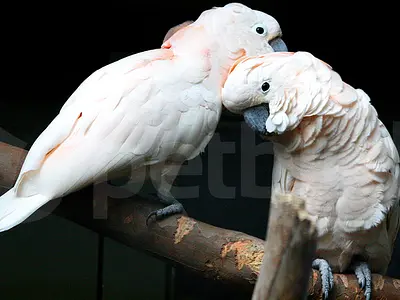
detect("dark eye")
(252, 24), (267, 36)
(261, 81), (270, 92)
(256, 27), (265, 34)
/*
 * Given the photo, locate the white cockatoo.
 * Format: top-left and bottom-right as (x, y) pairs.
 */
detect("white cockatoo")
(221, 51), (400, 300)
(163, 21), (194, 43)
(0, 3), (288, 232)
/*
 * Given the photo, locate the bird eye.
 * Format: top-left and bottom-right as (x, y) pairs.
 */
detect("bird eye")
(261, 81), (270, 93)
(253, 24), (267, 36)
(256, 27), (264, 34)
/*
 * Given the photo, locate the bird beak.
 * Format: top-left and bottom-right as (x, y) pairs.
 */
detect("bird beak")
(243, 104), (270, 135)
(241, 38), (287, 136)
(269, 37), (288, 52)
(227, 37), (287, 76)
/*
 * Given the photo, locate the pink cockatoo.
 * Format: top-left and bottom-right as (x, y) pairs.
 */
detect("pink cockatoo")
(163, 21), (194, 43)
(221, 51), (400, 300)
(0, 3), (287, 232)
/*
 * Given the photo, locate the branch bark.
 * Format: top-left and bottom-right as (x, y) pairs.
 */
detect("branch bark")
(252, 194), (317, 300)
(1, 141), (400, 299)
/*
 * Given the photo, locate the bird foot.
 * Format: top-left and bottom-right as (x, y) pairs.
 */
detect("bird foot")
(352, 261), (372, 300)
(145, 193), (185, 225)
(146, 203), (184, 225)
(312, 258), (334, 300)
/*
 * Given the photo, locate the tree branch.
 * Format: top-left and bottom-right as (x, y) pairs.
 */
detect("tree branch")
(1, 141), (400, 300)
(252, 194), (317, 300)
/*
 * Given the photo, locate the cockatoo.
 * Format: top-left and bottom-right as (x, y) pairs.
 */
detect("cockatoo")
(163, 21), (194, 43)
(221, 51), (400, 300)
(0, 3), (288, 232)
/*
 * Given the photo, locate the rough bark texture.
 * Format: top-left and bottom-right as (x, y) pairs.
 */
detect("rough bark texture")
(252, 194), (317, 300)
(1, 143), (400, 299)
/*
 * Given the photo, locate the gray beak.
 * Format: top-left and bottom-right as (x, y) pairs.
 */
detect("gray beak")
(243, 104), (270, 136)
(270, 37), (288, 52)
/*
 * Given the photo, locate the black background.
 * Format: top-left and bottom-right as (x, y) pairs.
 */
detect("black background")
(2, 1), (398, 142)
(1, 1), (398, 299)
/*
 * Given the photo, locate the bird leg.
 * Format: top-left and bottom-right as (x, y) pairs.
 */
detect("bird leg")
(146, 163), (186, 225)
(312, 258), (334, 300)
(145, 192), (185, 225)
(350, 260), (372, 300)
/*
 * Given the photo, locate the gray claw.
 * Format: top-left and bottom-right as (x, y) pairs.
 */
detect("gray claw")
(312, 258), (334, 300)
(353, 261), (372, 300)
(146, 203), (184, 225)
(357, 274), (365, 289)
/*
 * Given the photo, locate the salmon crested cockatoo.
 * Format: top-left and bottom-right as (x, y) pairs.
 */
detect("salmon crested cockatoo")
(0, 3), (288, 232)
(221, 52), (400, 300)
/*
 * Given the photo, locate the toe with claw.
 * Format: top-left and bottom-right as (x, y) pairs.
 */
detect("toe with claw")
(145, 192), (185, 225)
(312, 258), (334, 300)
(352, 261), (372, 300)
(146, 203), (184, 225)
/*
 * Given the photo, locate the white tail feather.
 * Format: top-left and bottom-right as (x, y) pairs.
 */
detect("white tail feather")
(0, 188), (50, 232)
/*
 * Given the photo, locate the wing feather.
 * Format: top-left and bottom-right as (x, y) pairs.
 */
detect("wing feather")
(378, 121), (400, 250)
(15, 48), (220, 199)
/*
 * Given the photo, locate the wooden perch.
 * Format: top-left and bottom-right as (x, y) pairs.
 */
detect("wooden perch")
(252, 194), (317, 300)
(1, 141), (400, 299)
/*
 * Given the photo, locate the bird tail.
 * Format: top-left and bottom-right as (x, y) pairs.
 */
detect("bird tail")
(0, 188), (50, 232)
